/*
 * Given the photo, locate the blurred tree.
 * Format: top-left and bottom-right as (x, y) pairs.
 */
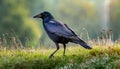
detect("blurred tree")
(0, 0), (41, 47)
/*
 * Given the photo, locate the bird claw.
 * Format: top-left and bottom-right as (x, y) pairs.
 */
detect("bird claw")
(63, 54), (66, 56)
(63, 55), (67, 57)
(49, 55), (54, 58)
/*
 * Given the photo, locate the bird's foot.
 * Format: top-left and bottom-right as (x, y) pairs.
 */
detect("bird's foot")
(63, 54), (66, 57)
(49, 55), (54, 58)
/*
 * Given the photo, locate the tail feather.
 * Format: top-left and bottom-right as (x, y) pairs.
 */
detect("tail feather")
(70, 37), (92, 49)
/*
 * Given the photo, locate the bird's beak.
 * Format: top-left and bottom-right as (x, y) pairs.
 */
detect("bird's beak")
(33, 14), (42, 18)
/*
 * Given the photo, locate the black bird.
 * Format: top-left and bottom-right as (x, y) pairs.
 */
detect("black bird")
(33, 11), (92, 58)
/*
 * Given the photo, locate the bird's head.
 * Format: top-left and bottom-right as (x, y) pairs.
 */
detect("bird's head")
(33, 11), (54, 19)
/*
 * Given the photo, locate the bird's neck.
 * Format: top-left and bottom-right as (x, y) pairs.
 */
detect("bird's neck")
(43, 16), (54, 23)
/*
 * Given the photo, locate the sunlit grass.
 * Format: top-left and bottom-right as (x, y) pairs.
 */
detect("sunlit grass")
(0, 45), (120, 69)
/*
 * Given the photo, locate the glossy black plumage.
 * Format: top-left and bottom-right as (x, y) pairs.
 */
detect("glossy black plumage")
(34, 11), (92, 58)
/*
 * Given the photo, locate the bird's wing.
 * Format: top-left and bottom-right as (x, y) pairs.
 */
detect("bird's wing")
(64, 24), (77, 36)
(45, 20), (77, 38)
(45, 19), (92, 49)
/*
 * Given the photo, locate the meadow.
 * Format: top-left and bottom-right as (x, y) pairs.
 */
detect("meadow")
(0, 44), (120, 69)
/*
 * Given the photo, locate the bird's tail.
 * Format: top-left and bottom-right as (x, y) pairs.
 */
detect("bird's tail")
(70, 37), (92, 49)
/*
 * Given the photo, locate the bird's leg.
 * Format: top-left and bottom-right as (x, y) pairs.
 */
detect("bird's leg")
(49, 43), (59, 58)
(63, 44), (66, 56)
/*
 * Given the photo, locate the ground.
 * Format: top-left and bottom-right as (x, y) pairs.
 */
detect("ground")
(0, 45), (120, 69)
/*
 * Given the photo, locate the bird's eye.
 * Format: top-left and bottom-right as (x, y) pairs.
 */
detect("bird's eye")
(44, 14), (48, 17)
(41, 13), (44, 15)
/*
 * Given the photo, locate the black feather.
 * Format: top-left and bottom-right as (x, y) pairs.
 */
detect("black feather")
(34, 11), (92, 58)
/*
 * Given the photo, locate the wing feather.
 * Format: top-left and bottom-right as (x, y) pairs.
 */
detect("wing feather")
(45, 20), (76, 38)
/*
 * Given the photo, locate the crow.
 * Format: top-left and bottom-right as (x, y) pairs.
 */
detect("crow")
(33, 11), (92, 58)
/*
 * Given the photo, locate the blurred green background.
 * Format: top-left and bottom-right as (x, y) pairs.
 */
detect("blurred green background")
(0, 0), (120, 47)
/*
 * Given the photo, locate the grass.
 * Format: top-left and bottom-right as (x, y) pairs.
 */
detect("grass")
(0, 45), (120, 69)
(0, 29), (120, 69)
